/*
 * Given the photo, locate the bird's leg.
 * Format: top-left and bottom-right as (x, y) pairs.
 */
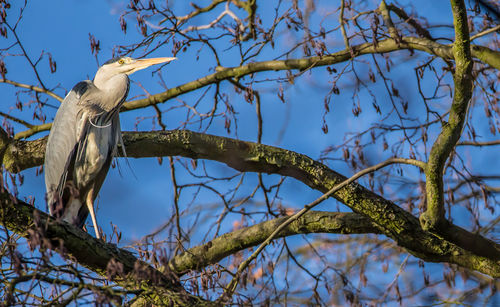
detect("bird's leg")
(85, 189), (101, 239)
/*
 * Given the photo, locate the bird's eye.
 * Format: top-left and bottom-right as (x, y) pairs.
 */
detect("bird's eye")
(118, 59), (125, 65)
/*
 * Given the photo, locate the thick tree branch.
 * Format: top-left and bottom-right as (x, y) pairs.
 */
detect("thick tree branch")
(2, 134), (46, 172)
(11, 37), (500, 140)
(3, 130), (500, 277)
(0, 191), (210, 306)
(379, 1), (400, 41)
(421, 0), (474, 231)
(119, 37), (498, 113)
(170, 211), (380, 274)
(223, 157), (420, 297)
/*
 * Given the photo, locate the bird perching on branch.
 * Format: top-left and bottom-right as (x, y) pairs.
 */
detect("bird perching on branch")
(44, 56), (176, 239)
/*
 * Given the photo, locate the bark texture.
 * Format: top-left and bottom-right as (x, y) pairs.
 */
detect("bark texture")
(2, 130), (499, 277)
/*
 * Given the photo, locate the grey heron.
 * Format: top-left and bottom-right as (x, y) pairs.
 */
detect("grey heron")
(44, 56), (176, 239)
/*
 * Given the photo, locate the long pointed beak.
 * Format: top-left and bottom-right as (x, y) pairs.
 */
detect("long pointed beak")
(126, 57), (177, 74)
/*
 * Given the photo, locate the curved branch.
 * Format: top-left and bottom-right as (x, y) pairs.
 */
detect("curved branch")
(169, 211), (380, 274)
(421, 0), (474, 231)
(120, 37), (498, 113)
(386, 4), (434, 39)
(11, 37), (500, 140)
(4, 130), (500, 277)
(167, 0), (226, 24)
(224, 157), (422, 296)
(121, 131), (499, 277)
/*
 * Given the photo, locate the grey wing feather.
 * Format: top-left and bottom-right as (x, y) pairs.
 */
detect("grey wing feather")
(45, 81), (119, 212)
(45, 81), (94, 212)
(45, 79), (123, 226)
(73, 111), (120, 191)
(55, 113), (119, 227)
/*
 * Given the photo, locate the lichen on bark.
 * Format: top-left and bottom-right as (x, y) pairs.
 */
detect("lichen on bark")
(421, 0), (473, 231)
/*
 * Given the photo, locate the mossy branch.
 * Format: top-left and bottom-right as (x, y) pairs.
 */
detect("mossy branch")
(420, 0), (474, 231)
(0, 191), (211, 306)
(379, 1), (400, 41)
(170, 211), (380, 274)
(12, 37), (500, 140)
(119, 37), (498, 113)
(3, 130), (500, 277)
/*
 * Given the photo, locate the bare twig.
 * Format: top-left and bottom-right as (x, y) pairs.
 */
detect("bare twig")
(339, 0), (350, 50)
(458, 140), (500, 146)
(470, 24), (500, 41)
(221, 157), (424, 299)
(0, 111), (34, 128)
(0, 79), (63, 102)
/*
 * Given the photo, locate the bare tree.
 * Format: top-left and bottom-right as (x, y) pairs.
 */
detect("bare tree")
(1, 0), (499, 305)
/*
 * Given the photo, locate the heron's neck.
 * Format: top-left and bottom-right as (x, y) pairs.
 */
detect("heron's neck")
(93, 73), (130, 111)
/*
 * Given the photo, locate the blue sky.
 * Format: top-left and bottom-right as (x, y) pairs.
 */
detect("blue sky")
(5, 0), (340, 239)
(3, 0), (486, 231)
(4, 0), (494, 240)
(2, 1), (499, 303)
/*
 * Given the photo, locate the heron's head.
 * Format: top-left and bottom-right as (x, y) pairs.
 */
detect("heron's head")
(100, 56), (177, 76)
(93, 56), (176, 88)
